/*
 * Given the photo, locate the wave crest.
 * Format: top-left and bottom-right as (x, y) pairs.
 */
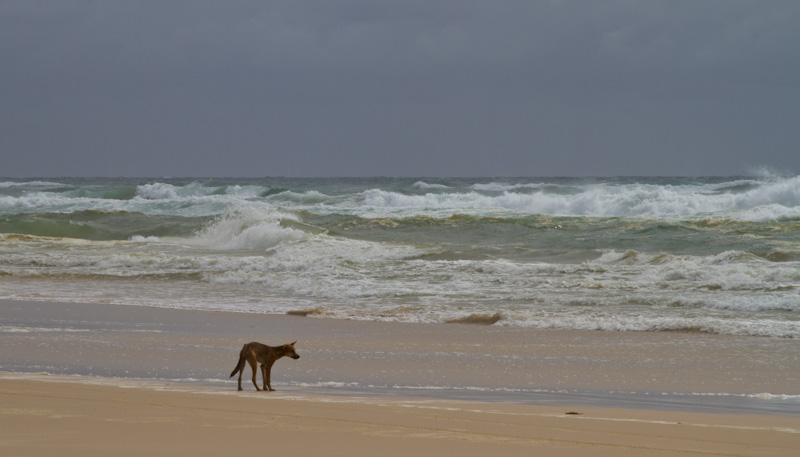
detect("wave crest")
(353, 176), (800, 221)
(413, 181), (450, 190)
(191, 204), (306, 251)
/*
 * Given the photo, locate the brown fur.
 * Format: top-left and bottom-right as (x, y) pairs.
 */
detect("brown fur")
(229, 341), (300, 391)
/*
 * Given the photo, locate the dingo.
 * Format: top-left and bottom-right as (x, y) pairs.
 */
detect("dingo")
(229, 341), (300, 391)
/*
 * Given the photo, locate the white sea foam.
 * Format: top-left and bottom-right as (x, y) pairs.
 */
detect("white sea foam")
(0, 325), (90, 333)
(223, 185), (263, 197)
(0, 181), (66, 188)
(190, 204), (306, 251)
(136, 183), (181, 200)
(513, 314), (799, 338)
(266, 190), (331, 205)
(470, 182), (545, 192)
(135, 182), (224, 200)
(413, 181), (450, 189)
(0, 193), (102, 212)
(0, 190), (227, 217)
(749, 393), (800, 400)
(591, 250), (800, 299)
(129, 235), (162, 242)
(346, 176), (800, 220)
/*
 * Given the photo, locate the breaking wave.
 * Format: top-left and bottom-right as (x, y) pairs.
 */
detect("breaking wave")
(354, 176), (800, 221)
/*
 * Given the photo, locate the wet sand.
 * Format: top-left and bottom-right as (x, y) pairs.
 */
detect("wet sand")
(1, 299), (800, 455)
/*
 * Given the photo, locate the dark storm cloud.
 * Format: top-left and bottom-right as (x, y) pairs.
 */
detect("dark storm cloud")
(1, 0), (799, 177)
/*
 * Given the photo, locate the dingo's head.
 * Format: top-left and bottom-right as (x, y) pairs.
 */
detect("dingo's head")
(285, 341), (300, 359)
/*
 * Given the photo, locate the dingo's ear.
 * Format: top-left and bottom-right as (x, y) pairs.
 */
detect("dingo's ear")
(291, 341), (297, 346)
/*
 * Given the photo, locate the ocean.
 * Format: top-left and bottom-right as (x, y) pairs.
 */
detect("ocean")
(1, 176), (799, 338)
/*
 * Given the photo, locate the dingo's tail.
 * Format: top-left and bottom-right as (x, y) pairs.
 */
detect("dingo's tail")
(230, 353), (245, 378)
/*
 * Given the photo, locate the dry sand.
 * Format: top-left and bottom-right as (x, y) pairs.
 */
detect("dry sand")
(2, 377), (799, 457)
(2, 299), (800, 456)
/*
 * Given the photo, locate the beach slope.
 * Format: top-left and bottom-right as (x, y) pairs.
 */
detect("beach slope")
(2, 377), (799, 457)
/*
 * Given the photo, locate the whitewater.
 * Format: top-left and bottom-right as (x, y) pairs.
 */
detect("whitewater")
(1, 176), (798, 338)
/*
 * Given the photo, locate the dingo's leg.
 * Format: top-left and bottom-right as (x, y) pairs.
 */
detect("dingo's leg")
(265, 361), (275, 391)
(236, 362), (245, 391)
(247, 358), (260, 391)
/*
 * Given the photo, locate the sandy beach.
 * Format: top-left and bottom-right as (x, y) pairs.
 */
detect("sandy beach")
(3, 376), (799, 457)
(2, 299), (800, 456)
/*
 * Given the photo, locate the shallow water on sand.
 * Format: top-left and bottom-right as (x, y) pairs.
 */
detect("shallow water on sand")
(2, 300), (798, 415)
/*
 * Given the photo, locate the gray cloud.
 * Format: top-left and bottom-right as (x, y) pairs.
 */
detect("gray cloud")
(1, 0), (798, 177)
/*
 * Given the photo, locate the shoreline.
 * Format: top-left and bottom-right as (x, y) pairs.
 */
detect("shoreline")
(2, 299), (799, 415)
(4, 371), (798, 417)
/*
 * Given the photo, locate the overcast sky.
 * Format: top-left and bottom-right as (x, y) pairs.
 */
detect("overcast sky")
(1, 1), (798, 177)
